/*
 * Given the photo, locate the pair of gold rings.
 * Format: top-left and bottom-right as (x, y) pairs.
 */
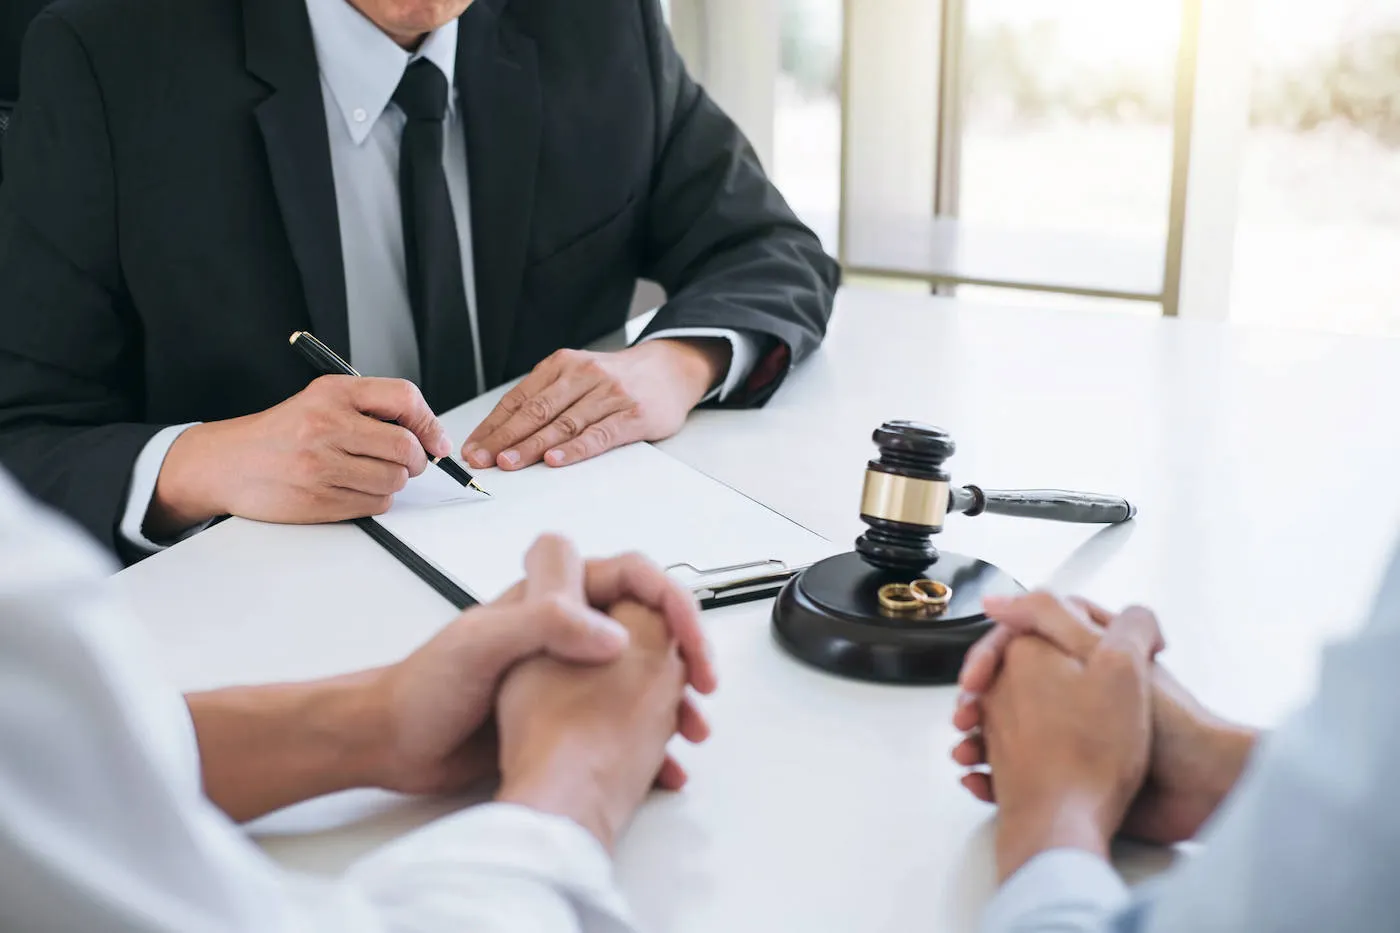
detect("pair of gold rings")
(877, 579), (954, 617)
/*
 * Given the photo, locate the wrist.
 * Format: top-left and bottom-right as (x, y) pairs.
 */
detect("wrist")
(148, 421), (231, 535)
(352, 665), (497, 796)
(496, 742), (617, 852)
(639, 338), (730, 399)
(1198, 720), (1259, 804)
(324, 669), (402, 790)
(996, 795), (1115, 883)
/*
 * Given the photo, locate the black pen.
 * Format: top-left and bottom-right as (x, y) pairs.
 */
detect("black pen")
(289, 331), (488, 496)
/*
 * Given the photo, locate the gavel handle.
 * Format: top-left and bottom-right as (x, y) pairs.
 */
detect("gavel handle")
(949, 486), (1136, 524)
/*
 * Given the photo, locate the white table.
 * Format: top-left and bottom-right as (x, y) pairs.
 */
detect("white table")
(114, 287), (1400, 932)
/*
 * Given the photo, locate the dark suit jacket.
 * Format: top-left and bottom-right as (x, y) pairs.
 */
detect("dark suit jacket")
(0, 0), (839, 559)
(3, 1), (49, 99)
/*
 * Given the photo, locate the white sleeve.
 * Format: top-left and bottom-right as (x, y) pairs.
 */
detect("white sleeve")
(119, 423), (212, 552)
(347, 804), (634, 933)
(638, 327), (762, 403)
(0, 471), (635, 933)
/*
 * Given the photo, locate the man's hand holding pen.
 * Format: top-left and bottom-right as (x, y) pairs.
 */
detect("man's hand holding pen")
(143, 329), (733, 539)
(146, 375), (451, 537)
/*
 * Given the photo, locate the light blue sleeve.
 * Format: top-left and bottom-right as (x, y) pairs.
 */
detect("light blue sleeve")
(118, 423), (212, 552)
(981, 849), (1145, 933)
(1141, 546), (1400, 933)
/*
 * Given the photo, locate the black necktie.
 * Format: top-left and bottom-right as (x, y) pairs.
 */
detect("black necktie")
(393, 60), (478, 412)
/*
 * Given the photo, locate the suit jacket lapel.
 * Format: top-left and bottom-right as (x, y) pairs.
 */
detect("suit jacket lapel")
(243, 0), (350, 358)
(458, 2), (541, 388)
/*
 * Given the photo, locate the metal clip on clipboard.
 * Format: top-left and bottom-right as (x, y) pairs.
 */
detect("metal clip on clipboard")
(666, 559), (807, 610)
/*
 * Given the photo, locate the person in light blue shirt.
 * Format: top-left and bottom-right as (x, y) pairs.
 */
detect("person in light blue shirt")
(952, 547), (1400, 933)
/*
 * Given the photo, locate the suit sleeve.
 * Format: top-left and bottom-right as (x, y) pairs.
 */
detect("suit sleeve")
(0, 11), (168, 559)
(634, 0), (840, 408)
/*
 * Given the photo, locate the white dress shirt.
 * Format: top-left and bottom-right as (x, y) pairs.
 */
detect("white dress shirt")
(0, 468), (637, 933)
(982, 542), (1400, 933)
(120, 0), (759, 551)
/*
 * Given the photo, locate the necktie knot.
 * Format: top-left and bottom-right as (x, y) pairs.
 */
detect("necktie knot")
(393, 59), (449, 122)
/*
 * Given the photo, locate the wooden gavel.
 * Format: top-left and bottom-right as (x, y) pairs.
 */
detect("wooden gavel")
(855, 420), (1136, 572)
(772, 420), (1137, 685)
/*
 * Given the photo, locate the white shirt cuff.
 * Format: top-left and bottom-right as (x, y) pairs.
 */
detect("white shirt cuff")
(345, 802), (635, 933)
(119, 423), (211, 553)
(982, 849), (1130, 933)
(638, 328), (762, 403)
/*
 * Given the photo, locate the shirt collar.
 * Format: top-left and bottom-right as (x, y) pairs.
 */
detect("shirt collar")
(304, 0), (459, 146)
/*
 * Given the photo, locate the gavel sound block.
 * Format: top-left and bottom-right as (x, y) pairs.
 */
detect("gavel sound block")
(772, 421), (1136, 685)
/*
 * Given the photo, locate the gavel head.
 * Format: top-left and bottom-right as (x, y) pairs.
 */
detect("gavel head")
(855, 421), (955, 572)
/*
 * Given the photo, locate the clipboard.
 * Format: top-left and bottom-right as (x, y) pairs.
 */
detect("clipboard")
(362, 442), (838, 613)
(666, 559), (809, 610)
(353, 517), (478, 610)
(354, 536), (807, 612)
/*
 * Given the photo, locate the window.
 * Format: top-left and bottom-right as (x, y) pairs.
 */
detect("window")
(774, 0), (842, 252)
(702, 0), (1400, 331)
(1230, 1), (1400, 336)
(959, 1), (1178, 256)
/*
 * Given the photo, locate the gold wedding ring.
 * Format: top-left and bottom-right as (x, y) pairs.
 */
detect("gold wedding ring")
(910, 579), (953, 615)
(877, 582), (922, 614)
(878, 580), (956, 619)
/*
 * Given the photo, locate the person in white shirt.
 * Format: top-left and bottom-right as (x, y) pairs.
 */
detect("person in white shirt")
(952, 553), (1400, 933)
(0, 468), (716, 932)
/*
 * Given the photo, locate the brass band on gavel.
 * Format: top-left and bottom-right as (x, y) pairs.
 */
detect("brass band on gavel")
(859, 468), (951, 530)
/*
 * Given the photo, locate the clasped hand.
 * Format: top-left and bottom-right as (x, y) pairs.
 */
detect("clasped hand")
(360, 534), (714, 847)
(952, 593), (1257, 881)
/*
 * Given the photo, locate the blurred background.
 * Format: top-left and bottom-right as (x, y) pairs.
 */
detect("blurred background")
(666, 0), (1400, 335)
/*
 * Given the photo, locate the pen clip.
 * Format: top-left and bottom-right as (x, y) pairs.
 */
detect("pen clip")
(666, 559), (787, 579)
(666, 559), (804, 602)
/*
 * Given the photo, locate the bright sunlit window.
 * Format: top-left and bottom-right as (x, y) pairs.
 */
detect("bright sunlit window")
(1231, 0), (1400, 336)
(773, 0), (842, 250)
(958, 0), (1179, 245)
(769, 0), (1400, 333)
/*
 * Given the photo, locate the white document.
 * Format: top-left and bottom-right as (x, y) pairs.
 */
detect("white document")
(392, 460), (491, 509)
(376, 442), (838, 603)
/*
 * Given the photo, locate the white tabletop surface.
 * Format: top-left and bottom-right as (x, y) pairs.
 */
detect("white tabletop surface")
(113, 287), (1400, 932)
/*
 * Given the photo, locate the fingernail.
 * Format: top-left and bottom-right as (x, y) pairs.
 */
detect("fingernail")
(501, 450), (521, 467)
(956, 691), (976, 709)
(545, 449), (565, 466)
(591, 614), (629, 645)
(465, 446), (490, 468)
(435, 432), (452, 456)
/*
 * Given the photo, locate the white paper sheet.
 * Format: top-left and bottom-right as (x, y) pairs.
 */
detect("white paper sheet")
(375, 442), (837, 602)
(392, 460), (491, 509)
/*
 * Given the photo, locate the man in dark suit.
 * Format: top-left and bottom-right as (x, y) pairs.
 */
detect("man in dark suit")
(0, 0), (838, 561)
